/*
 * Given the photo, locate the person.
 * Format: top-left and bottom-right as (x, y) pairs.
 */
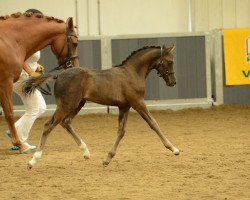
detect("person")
(6, 9), (46, 151)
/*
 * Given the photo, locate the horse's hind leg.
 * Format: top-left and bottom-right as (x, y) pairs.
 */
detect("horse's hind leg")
(60, 100), (90, 159)
(133, 101), (179, 155)
(103, 107), (130, 166)
(28, 108), (67, 169)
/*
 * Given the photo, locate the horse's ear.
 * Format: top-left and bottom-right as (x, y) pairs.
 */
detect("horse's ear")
(167, 45), (175, 53)
(66, 17), (74, 31)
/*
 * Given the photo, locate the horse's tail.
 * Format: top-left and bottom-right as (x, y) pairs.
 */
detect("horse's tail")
(22, 74), (58, 95)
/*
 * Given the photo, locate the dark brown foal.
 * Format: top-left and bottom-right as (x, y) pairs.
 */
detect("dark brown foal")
(23, 45), (179, 168)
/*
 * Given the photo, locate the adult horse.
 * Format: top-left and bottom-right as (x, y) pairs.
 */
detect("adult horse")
(0, 12), (79, 153)
(23, 45), (180, 168)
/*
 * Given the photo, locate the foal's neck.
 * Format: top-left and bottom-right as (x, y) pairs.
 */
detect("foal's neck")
(131, 48), (160, 79)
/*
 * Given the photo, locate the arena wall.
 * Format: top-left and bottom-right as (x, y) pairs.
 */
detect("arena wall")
(1, 0), (250, 115)
(1, 0), (250, 36)
(12, 33), (213, 116)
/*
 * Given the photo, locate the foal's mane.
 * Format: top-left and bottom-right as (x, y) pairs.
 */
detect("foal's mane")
(0, 12), (64, 23)
(115, 46), (161, 67)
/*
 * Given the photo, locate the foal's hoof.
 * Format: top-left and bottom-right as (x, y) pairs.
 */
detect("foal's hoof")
(27, 162), (33, 170)
(102, 160), (110, 167)
(83, 151), (90, 160)
(173, 148), (180, 155)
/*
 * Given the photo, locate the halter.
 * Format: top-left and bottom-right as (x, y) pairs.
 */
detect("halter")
(42, 24), (78, 95)
(160, 46), (164, 64)
(50, 24), (78, 72)
(155, 46), (174, 77)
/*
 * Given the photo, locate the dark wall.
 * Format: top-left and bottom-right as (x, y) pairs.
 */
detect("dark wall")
(111, 36), (207, 100)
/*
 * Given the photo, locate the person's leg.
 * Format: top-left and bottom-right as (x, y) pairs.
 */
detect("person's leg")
(15, 89), (46, 144)
(7, 77), (46, 150)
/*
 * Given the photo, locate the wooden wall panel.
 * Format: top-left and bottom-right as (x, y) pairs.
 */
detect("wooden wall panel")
(99, 0), (190, 35)
(1, 0), (250, 35)
(193, 0), (250, 31)
(191, 0), (209, 31)
(208, 0), (222, 30)
(222, 0), (236, 28)
(236, 0), (250, 28)
(0, 0), (76, 22)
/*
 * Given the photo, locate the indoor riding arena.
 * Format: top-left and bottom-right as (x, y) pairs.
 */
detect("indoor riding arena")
(0, 1), (249, 200)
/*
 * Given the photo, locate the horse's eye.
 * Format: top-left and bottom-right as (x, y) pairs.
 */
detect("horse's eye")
(168, 61), (173, 65)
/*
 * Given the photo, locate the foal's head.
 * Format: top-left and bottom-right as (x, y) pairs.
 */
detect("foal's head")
(51, 17), (79, 69)
(154, 45), (176, 86)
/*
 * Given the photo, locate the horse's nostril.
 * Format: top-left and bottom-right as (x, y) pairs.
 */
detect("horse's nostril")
(170, 80), (176, 87)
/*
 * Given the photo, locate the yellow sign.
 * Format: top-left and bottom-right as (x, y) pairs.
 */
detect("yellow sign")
(223, 28), (250, 85)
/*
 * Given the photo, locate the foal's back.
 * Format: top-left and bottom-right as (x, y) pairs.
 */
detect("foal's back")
(55, 66), (143, 107)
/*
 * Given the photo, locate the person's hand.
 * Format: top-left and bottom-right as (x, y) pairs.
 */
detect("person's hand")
(36, 63), (44, 73)
(30, 71), (41, 77)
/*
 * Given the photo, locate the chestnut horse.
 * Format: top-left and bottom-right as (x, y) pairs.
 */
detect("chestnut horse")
(0, 12), (79, 153)
(23, 45), (180, 168)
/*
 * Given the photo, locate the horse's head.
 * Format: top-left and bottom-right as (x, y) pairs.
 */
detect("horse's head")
(51, 17), (79, 69)
(154, 45), (176, 87)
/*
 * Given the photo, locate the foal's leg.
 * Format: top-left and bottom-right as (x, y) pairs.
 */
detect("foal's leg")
(132, 101), (179, 155)
(103, 107), (130, 166)
(60, 100), (90, 159)
(28, 108), (66, 169)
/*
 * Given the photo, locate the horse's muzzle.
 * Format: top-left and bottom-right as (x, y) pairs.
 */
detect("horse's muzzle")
(167, 81), (176, 87)
(164, 77), (176, 87)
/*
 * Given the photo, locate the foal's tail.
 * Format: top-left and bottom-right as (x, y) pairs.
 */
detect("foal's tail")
(22, 74), (58, 95)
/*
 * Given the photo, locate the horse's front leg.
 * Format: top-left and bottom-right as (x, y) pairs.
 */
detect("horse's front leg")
(133, 101), (180, 155)
(0, 83), (30, 153)
(103, 107), (130, 166)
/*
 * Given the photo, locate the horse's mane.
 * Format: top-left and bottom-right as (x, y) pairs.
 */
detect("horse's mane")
(0, 12), (64, 23)
(115, 46), (161, 67)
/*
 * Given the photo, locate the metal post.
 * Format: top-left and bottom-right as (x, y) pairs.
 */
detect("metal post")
(213, 29), (224, 105)
(205, 33), (214, 105)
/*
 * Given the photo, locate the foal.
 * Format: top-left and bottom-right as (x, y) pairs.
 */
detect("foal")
(23, 45), (180, 168)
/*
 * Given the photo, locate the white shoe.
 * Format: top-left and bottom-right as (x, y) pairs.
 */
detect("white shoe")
(22, 146), (36, 154)
(23, 142), (36, 151)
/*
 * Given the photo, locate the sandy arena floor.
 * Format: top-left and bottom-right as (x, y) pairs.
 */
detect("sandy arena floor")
(0, 105), (249, 200)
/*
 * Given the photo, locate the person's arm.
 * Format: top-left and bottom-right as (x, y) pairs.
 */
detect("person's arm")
(23, 62), (33, 75)
(23, 62), (41, 77)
